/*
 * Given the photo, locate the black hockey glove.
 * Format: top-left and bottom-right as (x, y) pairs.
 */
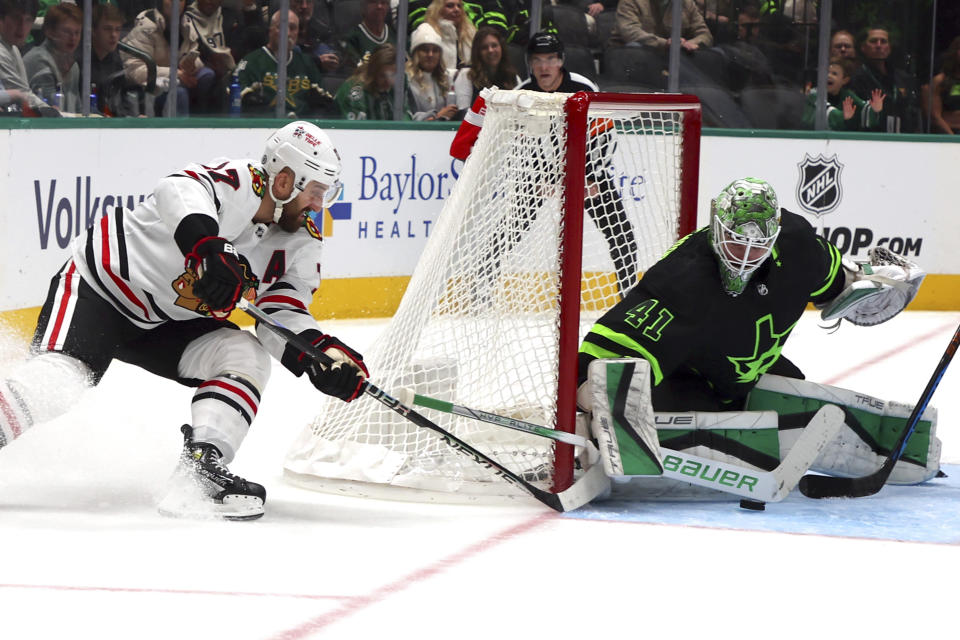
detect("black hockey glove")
(280, 330), (369, 402)
(305, 359), (366, 402)
(186, 236), (259, 316)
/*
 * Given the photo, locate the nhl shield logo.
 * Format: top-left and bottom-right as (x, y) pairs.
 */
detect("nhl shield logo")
(796, 154), (843, 215)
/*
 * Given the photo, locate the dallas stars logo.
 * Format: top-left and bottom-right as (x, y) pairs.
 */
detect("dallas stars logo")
(727, 314), (798, 383)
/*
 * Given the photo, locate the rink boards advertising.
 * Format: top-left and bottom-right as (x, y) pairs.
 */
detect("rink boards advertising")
(0, 125), (957, 327)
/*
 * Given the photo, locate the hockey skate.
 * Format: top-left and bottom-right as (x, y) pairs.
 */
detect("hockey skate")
(157, 425), (266, 521)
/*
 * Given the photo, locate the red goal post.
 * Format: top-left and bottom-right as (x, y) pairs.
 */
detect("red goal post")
(555, 92), (701, 490)
(285, 90), (701, 502)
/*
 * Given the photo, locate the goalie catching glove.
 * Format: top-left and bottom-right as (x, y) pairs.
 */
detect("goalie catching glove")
(186, 236), (259, 318)
(819, 247), (925, 327)
(280, 330), (369, 402)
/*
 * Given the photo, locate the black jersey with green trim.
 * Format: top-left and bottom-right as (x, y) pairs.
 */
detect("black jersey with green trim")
(578, 209), (844, 404)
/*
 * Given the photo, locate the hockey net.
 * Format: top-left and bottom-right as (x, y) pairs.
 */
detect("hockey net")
(285, 90), (700, 501)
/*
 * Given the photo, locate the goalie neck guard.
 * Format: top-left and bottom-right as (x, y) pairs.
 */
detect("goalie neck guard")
(708, 178), (781, 296)
(261, 121), (342, 223)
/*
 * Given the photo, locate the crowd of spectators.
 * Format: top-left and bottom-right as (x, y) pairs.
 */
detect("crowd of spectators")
(0, 0), (957, 133)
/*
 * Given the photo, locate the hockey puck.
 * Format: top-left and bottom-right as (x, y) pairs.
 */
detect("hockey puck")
(739, 499), (766, 511)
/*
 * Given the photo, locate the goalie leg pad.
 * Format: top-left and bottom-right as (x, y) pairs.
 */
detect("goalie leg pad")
(586, 358), (663, 477)
(655, 411), (781, 472)
(748, 374), (940, 485)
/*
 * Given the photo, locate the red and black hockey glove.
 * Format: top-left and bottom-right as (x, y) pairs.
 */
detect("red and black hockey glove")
(281, 330), (368, 402)
(186, 236), (259, 317)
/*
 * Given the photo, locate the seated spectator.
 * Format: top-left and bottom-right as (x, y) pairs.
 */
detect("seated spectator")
(452, 25), (518, 111)
(929, 35), (960, 134)
(285, 0), (341, 73)
(608, 0), (712, 52)
(88, 3), (139, 116)
(335, 42), (410, 120)
(802, 57), (883, 131)
(420, 0), (476, 79)
(186, 0), (236, 112)
(849, 26), (921, 133)
(405, 22), (457, 121)
(341, 0), (394, 70)
(830, 29), (857, 65)
(236, 9), (334, 117)
(121, 0), (217, 116)
(23, 2), (80, 112)
(222, 0), (268, 62)
(0, 0), (52, 114)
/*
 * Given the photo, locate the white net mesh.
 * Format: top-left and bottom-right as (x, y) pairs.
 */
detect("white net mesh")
(285, 90), (698, 500)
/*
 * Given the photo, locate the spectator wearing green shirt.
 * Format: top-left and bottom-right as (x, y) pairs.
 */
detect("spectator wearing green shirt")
(803, 57), (884, 131)
(235, 8), (335, 117)
(335, 42), (410, 120)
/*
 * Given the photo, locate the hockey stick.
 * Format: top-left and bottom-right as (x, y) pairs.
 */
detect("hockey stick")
(394, 389), (591, 448)
(397, 388), (844, 503)
(799, 321), (960, 499)
(236, 299), (609, 512)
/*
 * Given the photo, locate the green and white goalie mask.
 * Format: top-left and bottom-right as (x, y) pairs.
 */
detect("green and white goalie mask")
(709, 178), (781, 296)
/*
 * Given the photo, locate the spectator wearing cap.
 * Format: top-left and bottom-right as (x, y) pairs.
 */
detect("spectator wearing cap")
(518, 30), (597, 92)
(406, 21), (457, 120)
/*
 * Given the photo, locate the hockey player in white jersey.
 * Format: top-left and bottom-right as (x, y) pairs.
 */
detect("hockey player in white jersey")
(0, 121), (367, 520)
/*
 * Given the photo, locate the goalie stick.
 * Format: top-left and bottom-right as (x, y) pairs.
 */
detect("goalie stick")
(799, 321), (960, 499)
(236, 299), (609, 512)
(396, 388), (845, 503)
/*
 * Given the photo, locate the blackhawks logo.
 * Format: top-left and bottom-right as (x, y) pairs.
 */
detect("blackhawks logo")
(303, 212), (322, 239)
(248, 164), (267, 198)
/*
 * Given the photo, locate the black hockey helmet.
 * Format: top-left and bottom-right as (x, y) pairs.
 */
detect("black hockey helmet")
(527, 31), (564, 61)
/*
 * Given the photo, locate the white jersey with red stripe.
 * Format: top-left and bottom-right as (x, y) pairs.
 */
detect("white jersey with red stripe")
(70, 156), (324, 350)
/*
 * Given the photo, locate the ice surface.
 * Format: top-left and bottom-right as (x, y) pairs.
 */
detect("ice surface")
(1, 311), (959, 639)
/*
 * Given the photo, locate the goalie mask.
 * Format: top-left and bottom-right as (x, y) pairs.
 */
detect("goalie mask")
(262, 121), (342, 223)
(709, 178), (781, 296)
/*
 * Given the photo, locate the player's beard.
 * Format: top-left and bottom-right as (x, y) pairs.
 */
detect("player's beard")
(277, 204), (307, 233)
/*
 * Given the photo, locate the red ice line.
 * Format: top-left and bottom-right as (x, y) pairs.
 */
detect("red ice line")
(824, 319), (959, 386)
(269, 512), (556, 640)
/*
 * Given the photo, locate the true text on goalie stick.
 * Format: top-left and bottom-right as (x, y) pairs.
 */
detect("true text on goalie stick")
(235, 298), (609, 512)
(396, 388), (845, 503)
(799, 321), (960, 499)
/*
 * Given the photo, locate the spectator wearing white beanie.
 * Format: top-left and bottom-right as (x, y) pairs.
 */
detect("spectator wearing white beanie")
(406, 22), (458, 120)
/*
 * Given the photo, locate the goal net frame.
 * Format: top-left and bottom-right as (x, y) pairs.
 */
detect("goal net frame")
(286, 90), (701, 501)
